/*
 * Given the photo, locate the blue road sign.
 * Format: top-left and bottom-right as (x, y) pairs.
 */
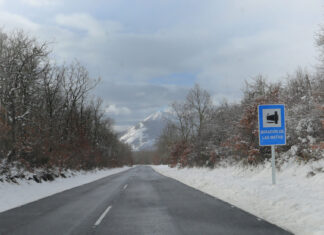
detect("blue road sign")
(258, 104), (286, 146)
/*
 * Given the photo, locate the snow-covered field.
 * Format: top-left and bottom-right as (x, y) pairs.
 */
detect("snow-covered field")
(0, 167), (131, 213)
(153, 160), (324, 235)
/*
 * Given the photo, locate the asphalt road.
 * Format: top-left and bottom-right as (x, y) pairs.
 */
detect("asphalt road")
(0, 166), (292, 235)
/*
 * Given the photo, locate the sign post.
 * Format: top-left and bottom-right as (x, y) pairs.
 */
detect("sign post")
(258, 104), (286, 185)
(271, 145), (276, 184)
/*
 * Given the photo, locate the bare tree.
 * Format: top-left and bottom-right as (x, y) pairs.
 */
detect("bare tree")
(171, 101), (194, 143)
(0, 30), (49, 160)
(186, 84), (213, 139)
(0, 29), (132, 171)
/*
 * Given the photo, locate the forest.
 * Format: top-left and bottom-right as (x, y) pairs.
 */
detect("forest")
(0, 30), (133, 179)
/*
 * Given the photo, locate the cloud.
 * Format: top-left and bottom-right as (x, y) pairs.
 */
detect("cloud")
(44, 1), (323, 126)
(113, 125), (131, 132)
(96, 82), (189, 128)
(55, 13), (109, 38)
(105, 104), (131, 115)
(0, 0), (322, 128)
(21, 0), (61, 7)
(0, 12), (39, 32)
(196, 25), (320, 102)
(49, 0), (322, 90)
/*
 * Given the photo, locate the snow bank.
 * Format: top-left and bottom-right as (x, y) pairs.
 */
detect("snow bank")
(153, 161), (324, 235)
(0, 167), (131, 213)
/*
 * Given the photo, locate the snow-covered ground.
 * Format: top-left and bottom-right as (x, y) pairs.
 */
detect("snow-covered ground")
(0, 167), (131, 213)
(153, 160), (324, 235)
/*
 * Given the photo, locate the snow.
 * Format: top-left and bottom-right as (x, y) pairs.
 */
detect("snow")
(0, 167), (131, 213)
(153, 161), (324, 235)
(120, 124), (147, 150)
(143, 110), (163, 122)
(120, 110), (171, 151)
(307, 135), (317, 145)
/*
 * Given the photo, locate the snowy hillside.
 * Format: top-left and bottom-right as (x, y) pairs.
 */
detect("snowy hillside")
(120, 111), (171, 151)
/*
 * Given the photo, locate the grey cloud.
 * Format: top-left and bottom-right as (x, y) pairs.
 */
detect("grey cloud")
(94, 82), (189, 129)
(1, 0), (322, 130)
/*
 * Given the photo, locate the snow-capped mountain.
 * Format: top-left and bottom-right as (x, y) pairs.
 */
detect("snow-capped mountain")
(119, 110), (171, 151)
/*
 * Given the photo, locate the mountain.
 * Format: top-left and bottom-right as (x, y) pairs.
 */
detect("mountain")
(119, 110), (171, 151)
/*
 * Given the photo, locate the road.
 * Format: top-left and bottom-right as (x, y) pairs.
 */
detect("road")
(0, 166), (292, 235)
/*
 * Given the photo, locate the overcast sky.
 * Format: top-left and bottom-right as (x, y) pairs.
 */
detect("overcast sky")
(0, 0), (323, 131)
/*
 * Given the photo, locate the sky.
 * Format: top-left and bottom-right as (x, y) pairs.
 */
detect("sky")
(0, 0), (323, 131)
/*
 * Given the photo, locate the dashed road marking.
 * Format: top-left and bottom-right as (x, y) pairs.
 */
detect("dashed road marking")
(123, 184), (128, 190)
(94, 205), (112, 227)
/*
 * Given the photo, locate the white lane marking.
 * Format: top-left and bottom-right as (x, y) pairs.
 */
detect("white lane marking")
(123, 184), (128, 190)
(257, 218), (262, 221)
(94, 205), (112, 227)
(231, 205), (235, 208)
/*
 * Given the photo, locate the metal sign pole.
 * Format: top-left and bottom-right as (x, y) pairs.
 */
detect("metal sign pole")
(259, 104), (285, 185)
(271, 145), (276, 185)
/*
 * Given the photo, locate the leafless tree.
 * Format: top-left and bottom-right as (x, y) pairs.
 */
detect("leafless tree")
(0, 29), (132, 170)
